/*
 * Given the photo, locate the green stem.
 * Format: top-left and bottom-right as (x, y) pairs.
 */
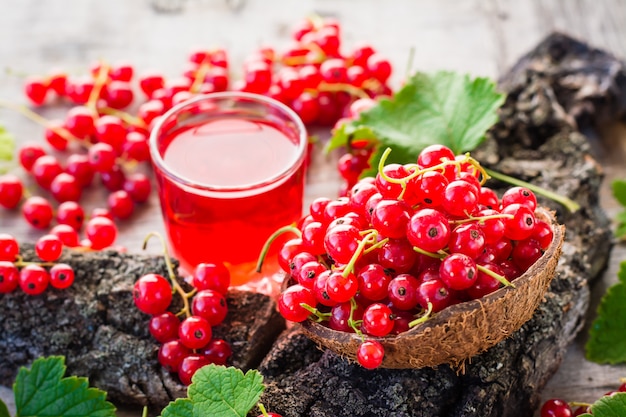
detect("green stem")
(342, 231), (378, 278)
(477, 264), (514, 288)
(255, 225), (302, 273)
(408, 302), (433, 327)
(142, 231), (195, 318)
(485, 168), (580, 213)
(300, 302), (330, 322)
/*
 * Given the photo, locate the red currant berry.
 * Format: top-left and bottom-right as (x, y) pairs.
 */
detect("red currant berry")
(179, 316), (212, 349)
(178, 354), (210, 386)
(416, 278), (455, 313)
(406, 208), (451, 253)
(501, 186), (537, 211)
(133, 273), (172, 315)
(0, 175), (24, 209)
(65, 153), (94, 188)
(502, 203), (536, 241)
(22, 196), (54, 229)
(448, 223), (486, 259)
(122, 173), (152, 204)
(18, 143), (46, 172)
(200, 339), (232, 365)
(0, 233), (19, 261)
(35, 234), (63, 262)
(50, 173), (82, 203)
(24, 76), (49, 105)
(324, 223), (361, 265)
(329, 301), (363, 332)
(49, 263), (75, 290)
(31, 155), (63, 190)
(158, 340), (191, 373)
(357, 263), (392, 302)
(107, 190), (134, 219)
(325, 270), (358, 303)
(278, 284), (316, 322)
(192, 262), (230, 294)
(442, 180), (479, 217)
(357, 340), (385, 369)
(388, 274), (420, 310)
(84, 216), (118, 249)
(439, 253), (478, 291)
(191, 289), (228, 326)
(64, 105), (96, 139)
(361, 303), (394, 337)
(149, 312), (180, 343)
(19, 264), (50, 295)
(370, 199), (411, 239)
(49, 224), (80, 247)
(88, 143), (117, 173)
(0, 261), (19, 293)
(540, 398), (573, 417)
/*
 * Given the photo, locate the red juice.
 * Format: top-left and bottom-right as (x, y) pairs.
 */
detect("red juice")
(154, 116), (306, 285)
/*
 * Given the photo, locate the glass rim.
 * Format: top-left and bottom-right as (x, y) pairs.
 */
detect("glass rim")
(148, 91), (308, 192)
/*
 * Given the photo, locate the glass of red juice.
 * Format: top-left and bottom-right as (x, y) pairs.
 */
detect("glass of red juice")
(149, 92), (307, 286)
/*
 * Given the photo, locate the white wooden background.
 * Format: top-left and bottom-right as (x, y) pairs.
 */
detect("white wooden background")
(1, 1), (625, 415)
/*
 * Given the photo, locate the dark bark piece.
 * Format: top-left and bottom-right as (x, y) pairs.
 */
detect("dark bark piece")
(0, 245), (285, 410)
(251, 32), (622, 417)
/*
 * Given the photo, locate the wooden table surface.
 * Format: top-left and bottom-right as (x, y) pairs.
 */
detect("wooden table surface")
(1, 1), (625, 415)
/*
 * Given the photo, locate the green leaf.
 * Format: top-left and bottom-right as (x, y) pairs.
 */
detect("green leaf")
(613, 179), (626, 207)
(13, 356), (115, 417)
(188, 364), (264, 417)
(0, 399), (10, 417)
(325, 70), (505, 176)
(0, 125), (15, 162)
(579, 392), (626, 417)
(160, 398), (193, 417)
(585, 261), (626, 364)
(159, 365), (265, 417)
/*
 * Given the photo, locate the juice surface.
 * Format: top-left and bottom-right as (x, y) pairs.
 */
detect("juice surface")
(156, 117), (305, 284)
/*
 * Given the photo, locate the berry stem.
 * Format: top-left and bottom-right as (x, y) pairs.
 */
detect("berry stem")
(87, 61), (110, 111)
(99, 106), (148, 129)
(0, 99), (78, 143)
(342, 230), (378, 278)
(484, 168), (581, 213)
(408, 302), (433, 327)
(257, 403), (270, 417)
(300, 302), (330, 322)
(412, 246), (445, 259)
(477, 264), (514, 288)
(317, 82), (370, 99)
(142, 231), (195, 317)
(450, 212), (514, 225)
(255, 225), (302, 273)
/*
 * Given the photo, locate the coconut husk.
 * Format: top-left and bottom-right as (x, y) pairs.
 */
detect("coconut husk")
(299, 208), (565, 369)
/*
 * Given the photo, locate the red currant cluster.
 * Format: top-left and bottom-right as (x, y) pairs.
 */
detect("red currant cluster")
(276, 144), (554, 369)
(541, 380), (626, 416)
(0, 233), (74, 295)
(132, 255), (232, 386)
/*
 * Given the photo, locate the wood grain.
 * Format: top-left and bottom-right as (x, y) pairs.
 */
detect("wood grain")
(0, 0), (625, 415)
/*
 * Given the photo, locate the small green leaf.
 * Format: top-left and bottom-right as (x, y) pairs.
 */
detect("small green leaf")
(613, 179), (626, 207)
(13, 356), (116, 417)
(160, 398), (193, 417)
(0, 125), (15, 162)
(0, 399), (10, 417)
(586, 261), (626, 364)
(579, 392), (626, 417)
(188, 364), (264, 417)
(325, 70), (505, 176)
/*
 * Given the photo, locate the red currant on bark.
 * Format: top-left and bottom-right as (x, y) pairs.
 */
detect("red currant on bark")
(49, 263), (75, 289)
(35, 234), (63, 262)
(0, 234), (19, 261)
(192, 262), (230, 294)
(149, 312), (180, 343)
(200, 339), (232, 365)
(0, 261), (19, 293)
(178, 354), (210, 386)
(19, 264), (50, 295)
(191, 289), (228, 326)
(158, 340), (191, 373)
(133, 273), (173, 315)
(179, 316), (213, 350)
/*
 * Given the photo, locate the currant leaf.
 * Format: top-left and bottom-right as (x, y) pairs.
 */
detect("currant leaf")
(612, 179), (626, 207)
(585, 261), (626, 364)
(159, 364), (264, 417)
(325, 71), (505, 177)
(0, 399), (10, 417)
(578, 392), (626, 417)
(160, 398), (193, 417)
(13, 356), (116, 417)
